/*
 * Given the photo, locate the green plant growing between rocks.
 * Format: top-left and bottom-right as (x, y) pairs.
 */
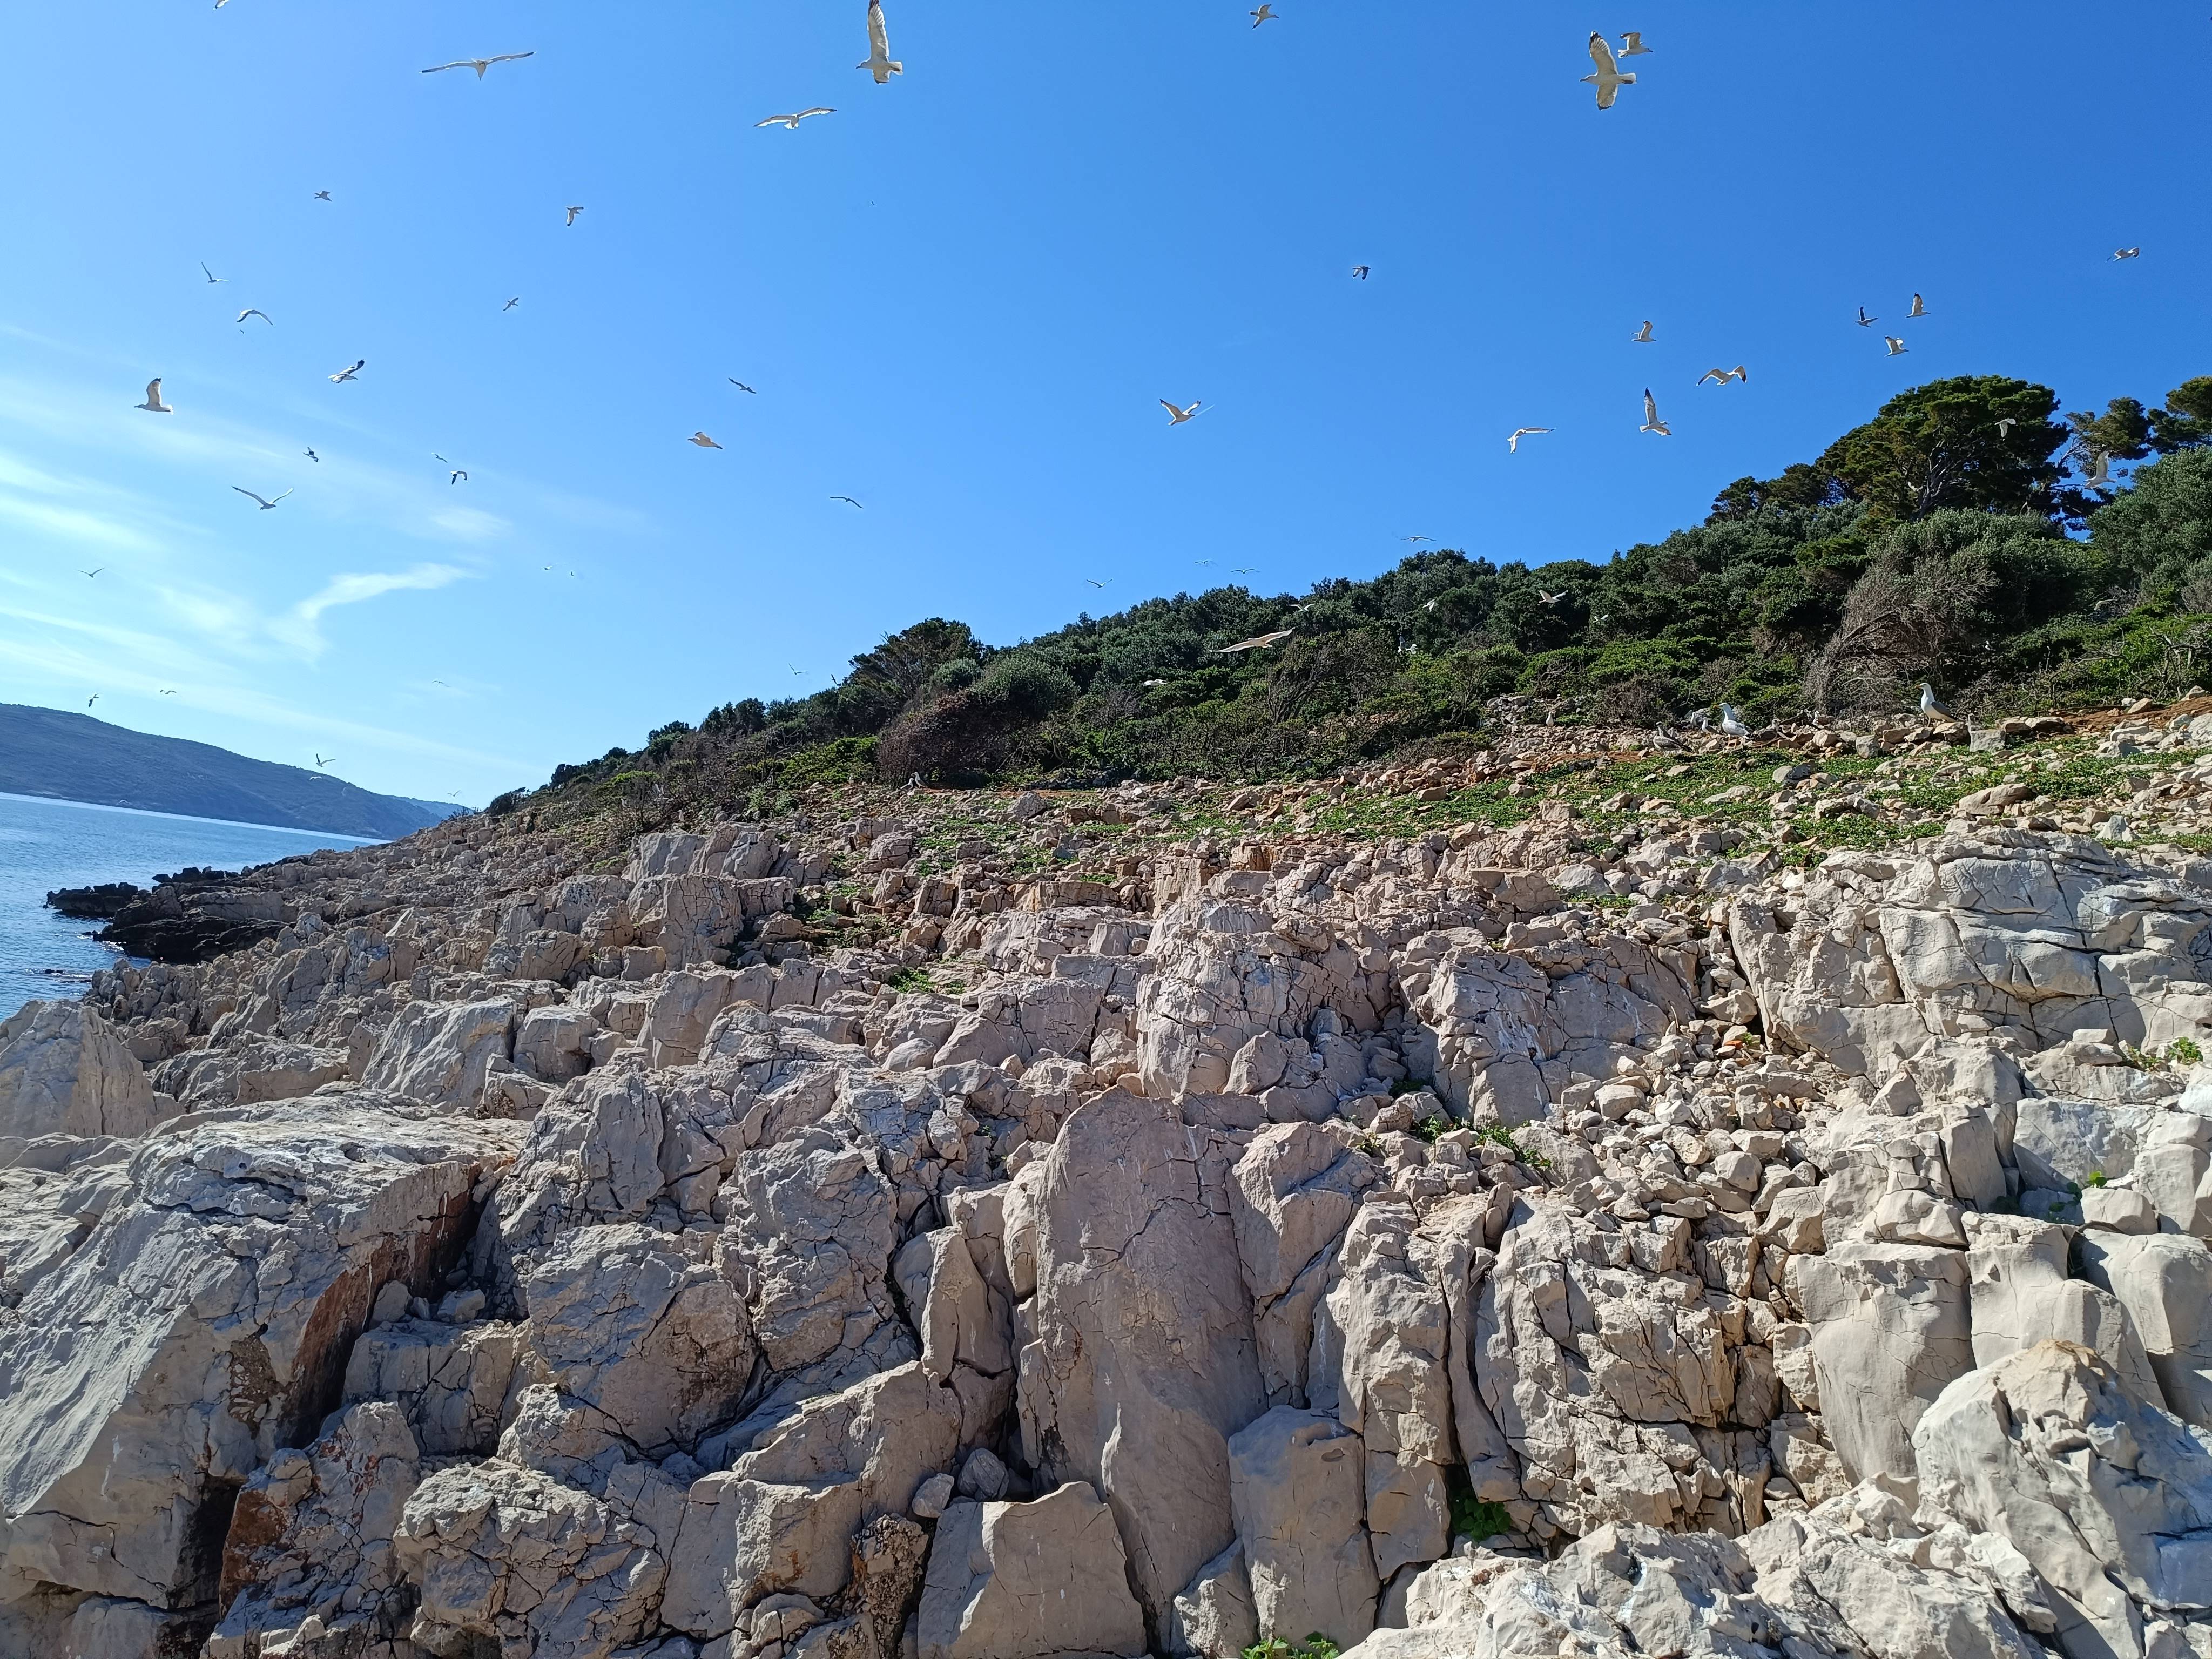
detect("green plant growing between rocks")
(1244, 1638), (1342, 1659)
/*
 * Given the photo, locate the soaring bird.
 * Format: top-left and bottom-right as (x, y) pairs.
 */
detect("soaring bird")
(1402, 536), (1433, 544)
(788, 665), (808, 676)
(2085, 451), (2114, 489)
(1084, 578), (1109, 588)
(1352, 265), (1369, 279)
(1639, 387), (1670, 435)
(1508, 427), (1552, 451)
(86, 696), (98, 709)
(1582, 32), (1635, 108)
(1536, 590), (1566, 606)
(329, 359), (365, 382)
(80, 568), (103, 578)
(1884, 336), (1908, 356)
(304, 448), (320, 462)
(757, 108), (835, 128)
(1216, 629), (1294, 653)
(1232, 566), (1258, 575)
(201, 263), (226, 285)
(422, 52), (535, 78)
(1631, 320), (1654, 342)
(1698, 366), (1748, 385)
(831, 495), (864, 508)
(237, 308), (272, 325)
(450, 470), (468, 484)
(1618, 30), (1651, 55)
(565, 205), (584, 225)
(1995, 417), (2017, 438)
(313, 190), (332, 201)
(1907, 292), (1928, 318)
(859, 1), (902, 83)
(1251, 4), (1278, 23)
(315, 754), (336, 768)
(1161, 400), (1204, 424)
(729, 379), (757, 393)
(159, 689), (176, 695)
(1918, 683), (1954, 721)
(1855, 305), (1878, 327)
(689, 431), (723, 448)
(2112, 246), (2141, 261)
(136, 377), (173, 413)
(232, 487), (292, 509)
(1718, 703), (1750, 739)
(502, 297), (521, 311)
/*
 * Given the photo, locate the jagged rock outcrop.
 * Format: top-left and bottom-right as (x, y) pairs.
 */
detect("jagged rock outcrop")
(0, 998), (157, 1139)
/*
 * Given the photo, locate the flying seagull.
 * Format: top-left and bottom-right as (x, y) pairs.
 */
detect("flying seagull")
(1085, 578), (1109, 588)
(1232, 565), (1259, 574)
(757, 108), (835, 128)
(80, 568), (103, 578)
(565, 206), (584, 226)
(1639, 387), (1670, 435)
(1719, 703), (1750, 739)
(312, 191), (332, 202)
(159, 688), (176, 695)
(1508, 427), (1552, 451)
(1855, 305), (1877, 327)
(1618, 30), (1651, 55)
(304, 448), (320, 462)
(201, 263), (226, 285)
(1996, 417), (2017, 438)
(789, 664), (808, 676)
(1536, 590), (1566, 605)
(1631, 320), (1654, 342)
(1697, 366), (1748, 385)
(729, 379), (757, 393)
(860, 1), (902, 82)
(1161, 399), (1204, 424)
(2086, 451), (2114, 489)
(1352, 265), (1369, 279)
(1884, 336), (1908, 356)
(2112, 246), (2141, 261)
(1402, 535), (1433, 544)
(423, 52), (535, 79)
(136, 377), (173, 413)
(1918, 683), (1954, 721)
(831, 495), (864, 508)
(1251, 4), (1278, 23)
(86, 696), (98, 709)
(315, 753), (335, 768)
(1216, 629), (1294, 653)
(1582, 32), (1635, 108)
(502, 297), (521, 311)
(450, 470), (468, 484)
(237, 308), (272, 325)
(232, 487), (292, 509)
(689, 431), (723, 448)
(1907, 292), (1928, 318)
(329, 359), (365, 382)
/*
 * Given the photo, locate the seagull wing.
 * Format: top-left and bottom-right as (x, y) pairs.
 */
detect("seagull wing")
(867, 3), (892, 60)
(1587, 31), (1619, 75)
(272, 490), (292, 504)
(142, 378), (164, 408)
(488, 52), (535, 66)
(233, 487), (269, 507)
(800, 107), (835, 118)
(422, 60), (473, 73)
(1643, 388), (1658, 423)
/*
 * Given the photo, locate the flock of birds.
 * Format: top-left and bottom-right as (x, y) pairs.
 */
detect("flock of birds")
(95, 9), (2152, 772)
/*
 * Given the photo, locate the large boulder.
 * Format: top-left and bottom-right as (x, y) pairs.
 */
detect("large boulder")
(1788, 1242), (1973, 1482)
(916, 1482), (1148, 1659)
(1226, 1408), (1378, 1650)
(342, 1317), (525, 1456)
(1962, 1213), (2163, 1408)
(0, 1000), (154, 1139)
(1227, 1122), (1379, 1407)
(1017, 1090), (1267, 1628)
(362, 997), (517, 1109)
(2076, 1230), (2212, 1427)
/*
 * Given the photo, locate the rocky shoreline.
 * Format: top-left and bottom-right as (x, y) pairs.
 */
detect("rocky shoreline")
(1, 726), (2209, 1659)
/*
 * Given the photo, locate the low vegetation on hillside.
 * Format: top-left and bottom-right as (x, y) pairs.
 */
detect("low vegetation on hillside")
(494, 373), (2212, 821)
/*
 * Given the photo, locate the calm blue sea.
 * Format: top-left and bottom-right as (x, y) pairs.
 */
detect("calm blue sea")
(0, 791), (375, 1020)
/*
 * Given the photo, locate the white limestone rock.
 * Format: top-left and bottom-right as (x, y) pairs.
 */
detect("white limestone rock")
(0, 1000), (155, 1140)
(915, 1483), (1148, 1659)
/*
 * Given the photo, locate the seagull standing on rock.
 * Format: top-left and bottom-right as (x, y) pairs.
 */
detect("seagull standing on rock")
(1919, 683), (1954, 721)
(1582, 32), (1635, 109)
(1719, 704), (1750, 739)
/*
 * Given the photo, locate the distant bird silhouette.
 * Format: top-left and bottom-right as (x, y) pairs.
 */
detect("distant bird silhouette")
(729, 379), (757, 393)
(1639, 387), (1671, 435)
(565, 205), (584, 226)
(1698, 366), (1748, 385)
(1918, 683), (1954, 721)
(831, 496), (864, 508)
(1352, 265), (1369, 279)
(237, 308), (272, 325)
(2112, 246), (2141, 261)
(1995, 417), (2017, 439)
(1907, 292), (1928, 318)
(201, 263), (226, 285)
(315, 754), (336, 768)
(159, 688), (176, 695)
(502, 297), (520, 311)
(80, 568), (103, 578)
(689, 431), (723, 448)
(1719, 703), (1750, 739)
(1618, 30), (1651, 55)
(2085, 451), (2115, 489)
(423, 52), (535, 79)
(304, 448), (320, 462)
(1631, 320), (1654, 342)
(313, 190), (332, 201)
(450, 470), (468, 484)
(1161, 400), (1204, 424)
(1536, 590), (1566, 605)
(757, 108), (835, 129)
(135, 377), (172, 413)
(859, 1), (902, 82)
(1855, 305), (1877, 327)
(1085, 578), (1109, 588)
(86, 696), (98, 709)
(329, 359), (365, 382)
(1884, 336), (1908, 356)
(1508, 427), (1551, 451)
(1582, 32), (1635, 107)
(1216, 629), (1294, 653)
(232, 487), (292, 510)
(1402, 536), (1433, 544)
(789, 664), (808, 676)
(1251, 4), (1278, 23)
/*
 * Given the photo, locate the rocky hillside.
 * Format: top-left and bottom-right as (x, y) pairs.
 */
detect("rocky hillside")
(3, 700), (2211, 1659)
(0, 702), (460, 839)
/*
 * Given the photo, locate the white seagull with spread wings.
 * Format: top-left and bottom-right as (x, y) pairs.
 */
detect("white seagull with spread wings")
(1639, 388), (1670, 435)
(423, 52), (534, 79)
(1161, 400), (1205, 424)
(859, 1), (902, 82)
(1582, 32), (1635, 108)
(232, 487), (292, 510)
(758, 108), (835, 128)
(1508, 427), (1551, 451)
(136, 378), (173, 413)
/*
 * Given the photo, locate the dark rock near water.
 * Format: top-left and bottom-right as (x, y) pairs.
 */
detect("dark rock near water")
(48, 867), (287, 965)
(44, 881), (145, 920)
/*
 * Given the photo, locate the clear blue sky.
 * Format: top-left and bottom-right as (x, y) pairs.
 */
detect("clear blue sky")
(1, 2), (2203, 805)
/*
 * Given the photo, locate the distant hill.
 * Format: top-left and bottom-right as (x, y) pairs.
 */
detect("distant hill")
(0, 704), (462, 840)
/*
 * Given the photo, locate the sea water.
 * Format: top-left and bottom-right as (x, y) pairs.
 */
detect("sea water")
(0, 791), (375, 1019)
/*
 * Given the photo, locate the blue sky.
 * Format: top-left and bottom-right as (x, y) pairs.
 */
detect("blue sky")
(0, 2), (2203, 806)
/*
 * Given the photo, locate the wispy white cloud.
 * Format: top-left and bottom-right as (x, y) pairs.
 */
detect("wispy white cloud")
(268, 564), (470, 658)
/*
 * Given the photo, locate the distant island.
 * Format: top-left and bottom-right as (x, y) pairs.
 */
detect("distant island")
(0, 703), (464, 840)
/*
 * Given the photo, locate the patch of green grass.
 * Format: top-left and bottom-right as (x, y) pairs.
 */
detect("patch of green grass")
(882, 966), (942, 995)
(1244, 1639), (1342, 1659)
